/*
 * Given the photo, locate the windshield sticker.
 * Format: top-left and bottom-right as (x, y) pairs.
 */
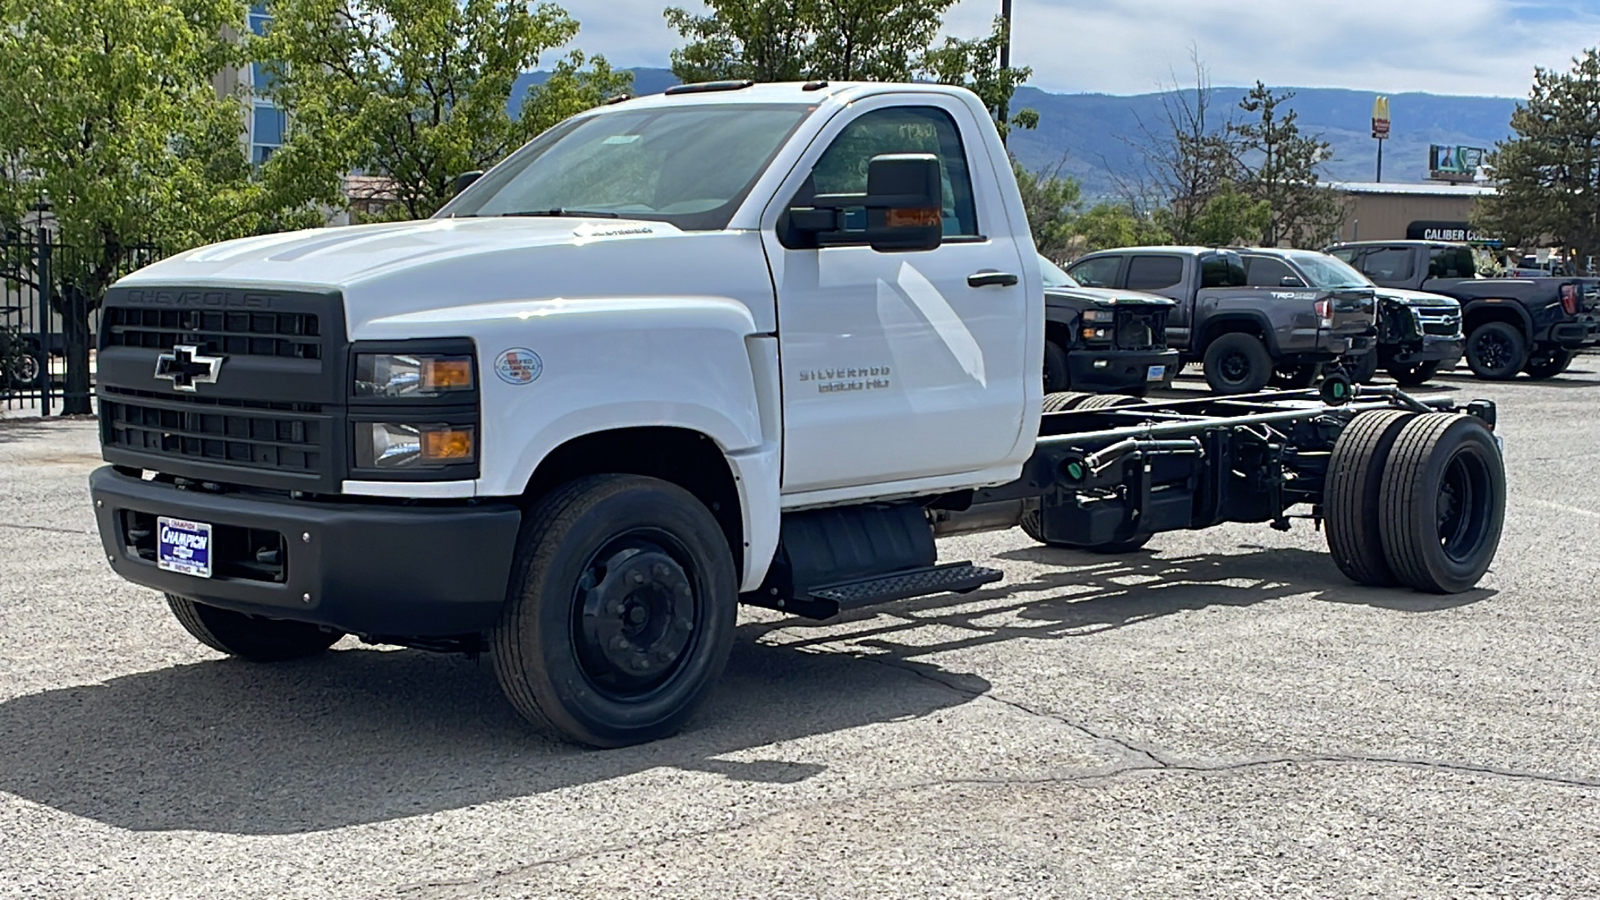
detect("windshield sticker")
(494, 348), (543, 385)
(602, 134), (641, 144)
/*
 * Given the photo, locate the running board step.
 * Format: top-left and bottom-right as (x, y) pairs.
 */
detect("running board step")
(803, 562), (1003, 618)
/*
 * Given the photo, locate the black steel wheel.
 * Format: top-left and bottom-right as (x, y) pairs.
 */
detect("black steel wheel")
(1324, 410), (1415, 586)
(1522, 346), (1573, 380)
(492, 474), (736, 748)
(1378, 413), (1506, 594)
(1042, 340), (1071, 393)
(1269, 363), (1320, 389)
(166, 595), (343, 661)
(5, 338), (44, 389)
(1464, 321), (1527, 380)
(1387, 360), (1440, 387)
(1202, 333), (1272, 394)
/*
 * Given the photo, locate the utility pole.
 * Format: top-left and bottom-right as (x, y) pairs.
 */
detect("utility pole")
(998, 0), (1012, 147)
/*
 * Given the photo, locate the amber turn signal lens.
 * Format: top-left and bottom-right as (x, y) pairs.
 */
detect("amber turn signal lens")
(421, 427), (475, 461)
(887, 207), (941, 228)
(422, 357), (474, 390)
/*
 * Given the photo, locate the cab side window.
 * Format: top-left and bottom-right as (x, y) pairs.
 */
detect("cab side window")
(1125, 255), (1183, 291)
(1199, 253), (1247, 288)
(806, 106), (979, 238)
(1066, 256), (1121, 287)
(1244, 257), (1301, 287)
(1359, 247), (1414, 282)
(1429, 247), (1475, 279)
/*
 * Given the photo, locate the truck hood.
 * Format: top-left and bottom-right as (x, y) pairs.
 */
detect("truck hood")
(122, 216), (681, 288)
(1371, 286), (1461, 309)
(1045, 286), (1176, 307)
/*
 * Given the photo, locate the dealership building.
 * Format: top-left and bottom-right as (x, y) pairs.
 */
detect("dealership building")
(1323, 180), (1500, 245)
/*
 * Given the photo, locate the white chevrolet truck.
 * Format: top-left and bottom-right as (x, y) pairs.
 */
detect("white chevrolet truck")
(90, 81), (1508, 748)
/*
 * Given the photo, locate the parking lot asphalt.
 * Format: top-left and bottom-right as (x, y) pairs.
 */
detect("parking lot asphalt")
(2, 366), (1598, 899)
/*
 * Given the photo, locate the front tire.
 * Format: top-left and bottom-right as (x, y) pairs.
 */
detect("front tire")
(1203, 333), (1272, 394)
(491, 474), (737, 748)
(166, 595), (343, 661)
(1522, 346), (1573, 380)
(1042, 340), (1071, 393)
(1464, 321), (1527, 380)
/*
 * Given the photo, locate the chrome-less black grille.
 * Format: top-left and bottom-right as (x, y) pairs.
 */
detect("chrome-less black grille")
(1114, 308), (1168, 351)
(102, 307), (322, 360)
(101, 388), (326, 476)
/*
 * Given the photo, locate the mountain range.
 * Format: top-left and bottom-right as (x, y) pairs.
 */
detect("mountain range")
(510, 67), (1521, 201)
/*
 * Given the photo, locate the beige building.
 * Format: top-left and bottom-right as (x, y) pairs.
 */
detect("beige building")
(1325, 181), (1500, 245)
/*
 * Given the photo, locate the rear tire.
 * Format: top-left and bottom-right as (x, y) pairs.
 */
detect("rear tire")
(1378, 413), (1506, 594)
(1522, 346), (1573, 380)
(1041, 391), (1092, 413)
(1203, 333), (1272, 394)
(1269, 363), (1320, 389)
(1347, 351), (1379, 384)
(1324, 410), (1415, 586)
(491, 474), (737, 748)
(166, 595), (343, 661)
(1464, 321), (1527, 380)
(1075, 393), (1142, 410)
(1388, 360), (1439, 387)
(1042, 340), (1071, 393)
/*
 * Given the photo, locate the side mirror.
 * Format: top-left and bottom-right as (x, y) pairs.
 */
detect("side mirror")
(452, 170), (484, 196)
(786, 153), (944, 252)
(1279, 275), (1307, 288)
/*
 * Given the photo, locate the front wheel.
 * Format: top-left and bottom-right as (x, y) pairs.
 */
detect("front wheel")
(1202, 333), (1272, 394)
(166, 595), (343, 661)
(1464, 321), (1527, 380)
(491, 474), (737, 748)
(1042, 340), (1071, 393)
(1388, 360), (1440, 387)
(1523, 346), (1574, 380)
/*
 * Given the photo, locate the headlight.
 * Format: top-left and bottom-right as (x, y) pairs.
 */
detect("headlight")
(1082, 309), (1116, 323)
(1081, 326), (1112, 342)
(355, 422), (476, 468)
(354, 353), (475, 398)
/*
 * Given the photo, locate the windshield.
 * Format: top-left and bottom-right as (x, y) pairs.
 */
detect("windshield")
(1039, 255), (1079, 288)
(1289, 253), (1372, 289)
(439, 104), (813, 231)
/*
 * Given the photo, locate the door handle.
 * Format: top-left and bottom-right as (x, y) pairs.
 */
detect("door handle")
(968, 270), (1019, 288)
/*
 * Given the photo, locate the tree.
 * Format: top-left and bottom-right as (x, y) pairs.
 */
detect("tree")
(1073, 203), (1170, 255)
(260, 0), (632, 222)
(0, 0), (330, 413)
(664, 1), (1035, 134)
(1013, 159), (1082, 259)
(1476, 49), (1600, 267)
(1231, 82), (1342, 247)
(1169, 184), (1271, 246)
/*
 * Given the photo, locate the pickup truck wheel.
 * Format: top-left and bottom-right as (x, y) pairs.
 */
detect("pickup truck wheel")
(1041, 391), (1092, 412)
(1042, 340), (1071, 393)
(1269, 363), (1319, 389)
(1388, 360), (1439, 387)
(1347, 352), (1379, 384)
(1324, 410), (1414, 586)
(1378, 413), (1506, 594)
(1202, 333), (1272, 394)
(1464, 321), (1527, 380)
(1522, 347), (1573, 380)
(165, 595), (343, 661)
(492, 474), (737, 748)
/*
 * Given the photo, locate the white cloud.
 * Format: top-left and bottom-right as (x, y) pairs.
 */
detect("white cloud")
(558, 0), (1600, 97)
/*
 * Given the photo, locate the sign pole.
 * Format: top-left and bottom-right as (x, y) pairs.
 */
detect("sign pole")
(1376, 137), (1384, 182)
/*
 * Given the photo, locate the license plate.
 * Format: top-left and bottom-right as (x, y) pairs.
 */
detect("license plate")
(1146, 365), (1167, 382)
(157, 517), (213, 578)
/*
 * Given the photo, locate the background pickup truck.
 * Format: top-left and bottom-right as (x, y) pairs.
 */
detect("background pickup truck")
(1066, 246), (1377, 394)
(1038, 254), (1178, 395)
(1327, 240), (1600, 380)
(1238, 247), (1463, 387)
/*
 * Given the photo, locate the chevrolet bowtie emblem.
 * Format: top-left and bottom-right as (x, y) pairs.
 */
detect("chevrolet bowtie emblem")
(154, 344), (223, 392)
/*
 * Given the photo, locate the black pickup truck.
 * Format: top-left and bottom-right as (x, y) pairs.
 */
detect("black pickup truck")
(1038, 255), (1179, 395)
(1238, 248), (1463, 387)
(1066, 246), (1377, 394)
(1326, 240), (1600, 379)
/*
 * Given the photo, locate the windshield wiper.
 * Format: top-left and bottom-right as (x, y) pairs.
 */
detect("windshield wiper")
(496, 208), (621, 219)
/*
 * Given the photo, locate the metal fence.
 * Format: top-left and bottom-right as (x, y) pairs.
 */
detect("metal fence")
(1, 229), (162, 415)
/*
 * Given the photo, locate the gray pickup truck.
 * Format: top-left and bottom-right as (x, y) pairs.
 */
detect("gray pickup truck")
(1066, 246), (1377, 394)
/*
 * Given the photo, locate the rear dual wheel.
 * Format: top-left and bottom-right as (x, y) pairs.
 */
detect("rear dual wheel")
(1324, 411), (1504, 593)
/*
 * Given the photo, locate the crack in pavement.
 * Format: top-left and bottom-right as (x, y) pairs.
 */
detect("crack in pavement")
(387, 754), (1600, 898)
(0, 521), (93, 536)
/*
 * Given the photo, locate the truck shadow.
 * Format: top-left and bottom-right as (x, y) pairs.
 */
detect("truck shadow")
(0, 547), (1491, 837)
(0, 633), (981, 836)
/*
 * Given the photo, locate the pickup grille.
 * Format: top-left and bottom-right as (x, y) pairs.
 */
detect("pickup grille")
(100, 388), (328, 477)
(1114, 307), (1168, 351)
(1415, 307), (1462, 338)
(102, 307), (322, 360)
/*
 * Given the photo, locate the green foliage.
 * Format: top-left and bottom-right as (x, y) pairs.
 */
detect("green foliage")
(1172, 184), (1272, 247)
(260, 0), (631, 221)
(1476, 49), (1600, 266)
(663, 1), (1034, 135)
(0, 0), (330, 411)
(1012, 159), (1081, 259)
(1231, 82), (1342, 247)
(1074, 202), (1170, 253)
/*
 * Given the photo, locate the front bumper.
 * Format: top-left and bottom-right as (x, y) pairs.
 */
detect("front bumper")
(1068, 348), (1180, 392)
(90, 467), (521, 638)
(1389, 335), (1465, 368)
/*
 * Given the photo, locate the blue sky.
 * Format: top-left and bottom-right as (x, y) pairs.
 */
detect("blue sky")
(556, 0), (1600, 97)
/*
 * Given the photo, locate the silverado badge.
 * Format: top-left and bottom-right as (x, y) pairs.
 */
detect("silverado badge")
(153, 344), (223, 392)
